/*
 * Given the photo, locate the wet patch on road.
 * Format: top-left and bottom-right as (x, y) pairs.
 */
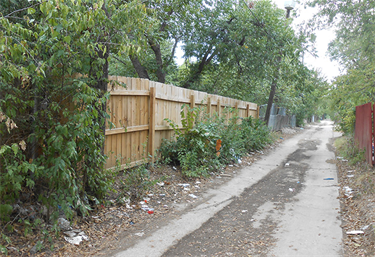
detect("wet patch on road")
(163, 140), (320, 257)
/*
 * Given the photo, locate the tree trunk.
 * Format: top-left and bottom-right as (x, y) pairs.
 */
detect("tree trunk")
(264, 56), (281, 126)
(148, 39), (166, 83)
(129, 54), (150, 80)
(264, 80), (276, 126)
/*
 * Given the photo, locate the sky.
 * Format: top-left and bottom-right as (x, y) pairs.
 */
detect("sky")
(175, 0), (342, 83)
(273, 0), (342, 82)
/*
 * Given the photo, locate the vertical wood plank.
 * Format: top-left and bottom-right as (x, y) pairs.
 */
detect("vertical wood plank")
(257, 106), (260, 119)
(190, 94), (195, 108)
(207, 97), (212, 118)
(149, 87), (156, 163)
(217, 98), (221, 117)
(246, 104), (250, 118)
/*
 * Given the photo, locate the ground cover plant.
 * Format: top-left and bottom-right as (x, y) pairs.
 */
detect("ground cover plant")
(160, 105), (274, 177)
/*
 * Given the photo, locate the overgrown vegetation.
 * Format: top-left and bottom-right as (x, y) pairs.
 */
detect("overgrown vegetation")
(160, 105), (274, 177)
(334, 136), (366, 166)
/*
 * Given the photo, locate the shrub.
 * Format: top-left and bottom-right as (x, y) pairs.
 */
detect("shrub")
(160, 105), (274, 177)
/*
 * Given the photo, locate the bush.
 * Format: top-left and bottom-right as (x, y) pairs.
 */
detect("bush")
(160, 105), (274, 177)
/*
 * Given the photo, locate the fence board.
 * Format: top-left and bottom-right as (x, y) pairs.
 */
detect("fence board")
(104, 76), (259, 170)
(355, 103), (373, 166)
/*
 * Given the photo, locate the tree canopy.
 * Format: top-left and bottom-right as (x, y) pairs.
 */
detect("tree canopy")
(308, 0), (375, 134)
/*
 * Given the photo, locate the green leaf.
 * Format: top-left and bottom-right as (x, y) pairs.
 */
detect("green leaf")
(63, 36), (71, 44)
(27, 8), (36, 15)
(11, 144), (19, 156)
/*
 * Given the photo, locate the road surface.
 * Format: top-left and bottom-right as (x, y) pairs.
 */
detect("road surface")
(113, 120), (343, 256)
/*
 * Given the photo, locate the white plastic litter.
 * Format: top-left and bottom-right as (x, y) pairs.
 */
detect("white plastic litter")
(188, 194), (198, 199)
(346, 230), (364, 235)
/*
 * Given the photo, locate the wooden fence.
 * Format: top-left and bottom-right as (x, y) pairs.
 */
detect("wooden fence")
(104, 76), (259, 170)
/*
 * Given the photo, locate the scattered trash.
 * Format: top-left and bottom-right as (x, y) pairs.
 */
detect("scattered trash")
(289, 188), (295, 192)
(347, 170), (355, 173)
(129, 221), (135, 225)
(147, 208), (154, 214)
(280, 137), (284, 140)
(228, 164), (233, 167)
(237, 159), (242, 164)
(285, 163), (290, 167)
(221, 174), (232, 177)
(241, 210), (248, 213)
(344, 186), (353, 198)
(64, 230), (89, 245)
(159, 194), (166, 197)
(194, 185), (200, 188)
(362, 225), (370, 230)
(188, 194), (198, 199)
(157, 182), (165, 187)
(172, 166), (177, 171)
(147, 194), (154, 197)
(297, 181), (300, 184)
(337, 157), (348, 161)
(346, 230), (364, 235)
(195, 181), (201, 184)
(323, 178), (334, 180)
(58, 218), (71, 231)
(347, 175), (354, 178)
(135, 232), (144, 237)
(177, 183), (190, 187)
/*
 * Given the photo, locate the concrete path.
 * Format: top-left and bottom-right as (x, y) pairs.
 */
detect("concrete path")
(114, 120), (343, 256)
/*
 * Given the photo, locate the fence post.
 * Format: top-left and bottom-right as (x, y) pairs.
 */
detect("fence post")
(257, 106), (260, 119)
(246, 104), (250, 118)
(190, 93), (195, 108)
(207, 97), (212, 117)
(149, 86), (156, 163)
(217, 98), (221, 117)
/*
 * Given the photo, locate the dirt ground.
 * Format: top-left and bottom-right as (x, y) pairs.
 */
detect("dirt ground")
(2, 124), (375, 256)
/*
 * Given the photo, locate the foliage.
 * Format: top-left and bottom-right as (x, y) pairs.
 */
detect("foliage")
(119, 164), (158, 203)
(160, 105), (273, 177)
(308, 0), (375, 133)
(0, 0), (149, 251)
(334, 136), (366, 166)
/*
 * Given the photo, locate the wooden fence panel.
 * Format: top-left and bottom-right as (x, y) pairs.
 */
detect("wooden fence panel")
(104, 76), (258, 170)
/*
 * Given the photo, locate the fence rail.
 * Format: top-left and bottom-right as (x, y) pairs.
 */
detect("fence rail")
(104, 76), (258, 170)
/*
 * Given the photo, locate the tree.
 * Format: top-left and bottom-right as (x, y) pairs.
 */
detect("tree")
(308, 0), (375, 133)
(0, 0), (149, 237)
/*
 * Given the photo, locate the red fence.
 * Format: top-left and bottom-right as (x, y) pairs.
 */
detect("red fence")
(354, 103), (374, 166)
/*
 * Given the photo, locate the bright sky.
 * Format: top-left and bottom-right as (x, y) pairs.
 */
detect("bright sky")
(273, 0), (342, 82)
(175, 0), (342, 82)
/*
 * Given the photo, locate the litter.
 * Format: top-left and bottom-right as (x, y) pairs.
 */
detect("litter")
(189, 194), (198, 199)
(346, 231), (364, 235)
(323, 178), (334, 180)
(157, 182), (165, 187)
(344, 186), (353, 198)
(285, 163), (290, 167)
(241, 210), (248, 213)
(64, 230), (89, 245)
(362, 225), (370, 230)
(177, 183), (190, 187)
(289, 188), (295, 192)
(135, 232), (144, 237)
(347, 175), (354, 178)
